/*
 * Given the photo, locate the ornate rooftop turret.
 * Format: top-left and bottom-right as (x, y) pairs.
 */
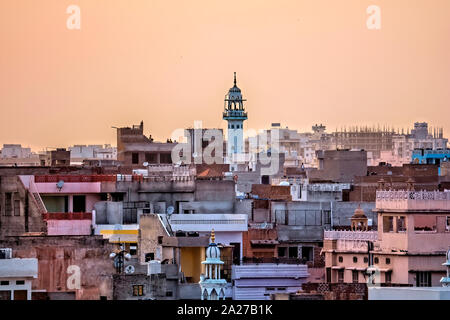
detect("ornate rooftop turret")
(351, 204), (368, 231)
(199, 229), (227, 300)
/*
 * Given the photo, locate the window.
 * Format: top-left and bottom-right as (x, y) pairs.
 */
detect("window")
(0, 281), (9, 286)
(145, 253), (154, 262)
(364, 257), (369, 264)
(326, 268), (332, 283)
(396, 216), (406, 232)
(132, 285), (144, 296)
(353, 256), (358, 263)
(145, 153), (157, 163)
(414, 215), (436, 232)
(323, 210), (331, 224)
(386, 258), (391, 265)
(129, 244), (137, 256)
(15, 280), (25, 285)
(160, 153), (172, 164)
(383, 216), (394, 233)
(166, 291), (173, 297)
(13, 200), (20, 216)
(288, 247), (298, 258)
(416, 272), (432, 287)
(277, 247), (287, 258)
(338, 256), (343, 263)
(385, 272), (392, 284)
(337, 270), (344, 283)
(446, 216), (450, 232)
(277, 288), (286, 291)
(301, 246), (313, 262)
(4, 193), (12, 216)
(374, 257), (379, 264)
(73, 195), (86, 212)
(352, 270), (359, 283)
(131, 153), (139, 164)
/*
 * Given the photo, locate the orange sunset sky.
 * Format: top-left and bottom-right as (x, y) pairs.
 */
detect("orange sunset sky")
(1, 0), (450, 151)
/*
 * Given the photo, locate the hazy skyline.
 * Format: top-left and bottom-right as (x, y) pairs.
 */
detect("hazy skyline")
(1, 0), (450, 151)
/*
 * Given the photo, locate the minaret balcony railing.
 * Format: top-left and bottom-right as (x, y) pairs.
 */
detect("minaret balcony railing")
(223, 111), (248, 119)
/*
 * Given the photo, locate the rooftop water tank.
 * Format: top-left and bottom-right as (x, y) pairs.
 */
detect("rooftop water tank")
(147, 260), (161, 275)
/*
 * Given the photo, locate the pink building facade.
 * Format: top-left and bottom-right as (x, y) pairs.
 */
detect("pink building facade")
(19, 175), (109, 236)
(324, 190), (450, 287)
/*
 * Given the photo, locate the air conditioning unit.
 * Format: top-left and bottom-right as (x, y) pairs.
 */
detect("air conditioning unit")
(0, 248), (12, 259)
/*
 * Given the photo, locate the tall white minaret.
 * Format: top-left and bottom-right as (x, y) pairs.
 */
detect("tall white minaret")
(223, 72), (248, 164)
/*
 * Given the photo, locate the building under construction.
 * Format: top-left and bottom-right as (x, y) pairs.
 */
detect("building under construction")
(332, 126), (397, 159)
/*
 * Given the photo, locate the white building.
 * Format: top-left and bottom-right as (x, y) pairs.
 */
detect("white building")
(168, 213), (248, 260)
(69, 144), (117, 164)
(0, 248), (38, 300)
(387, 122), (448, 166)
(0, 144), (32, 159)
(232, 263), (309, 300)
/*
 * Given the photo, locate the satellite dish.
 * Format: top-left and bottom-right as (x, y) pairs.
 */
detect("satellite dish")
(166, 206), (174, 215)
(143, 162), (149, 167)
(125, 265), (135, 274)
(56, 180), (64, 191)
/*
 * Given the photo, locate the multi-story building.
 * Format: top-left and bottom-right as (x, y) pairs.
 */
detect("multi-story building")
(69, 144), (117, 164)
(323, 190), (450, 287)
(0, 144), (32, 159)
(388, 122), (448, 166)
(116, 121), (176, 170)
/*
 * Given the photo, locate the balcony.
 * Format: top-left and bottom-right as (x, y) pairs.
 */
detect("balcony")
(324, 230), (378, 241)
(43, 212), (92, 220)
(376, 190), (450, 211)
(35, 175), (117, 183)
(43, 212), (92, 236)
(223, 110), (248, 120)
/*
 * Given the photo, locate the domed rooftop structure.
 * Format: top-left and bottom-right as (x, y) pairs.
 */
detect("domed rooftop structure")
(352, 205), (367, 219)
(206, 229), (221, 259)
(350, 204), (369, 231)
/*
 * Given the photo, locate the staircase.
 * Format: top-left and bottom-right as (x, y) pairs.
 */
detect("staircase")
(32, 192), (47, 213)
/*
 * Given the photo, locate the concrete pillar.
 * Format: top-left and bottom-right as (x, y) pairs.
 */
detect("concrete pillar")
(68, 195), (73, 213)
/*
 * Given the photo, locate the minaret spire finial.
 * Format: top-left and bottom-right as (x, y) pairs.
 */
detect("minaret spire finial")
(211, 229), (215, 243)
(234, 72), (236, 86)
